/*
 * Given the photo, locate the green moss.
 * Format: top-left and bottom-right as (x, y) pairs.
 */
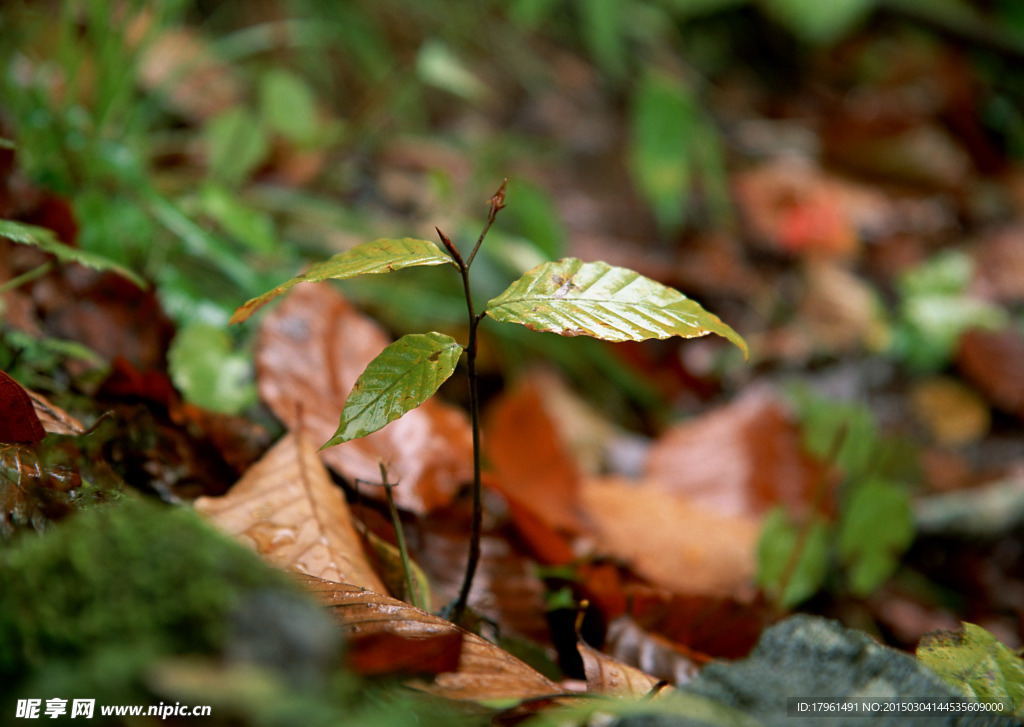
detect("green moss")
(0, 498), (298, 701)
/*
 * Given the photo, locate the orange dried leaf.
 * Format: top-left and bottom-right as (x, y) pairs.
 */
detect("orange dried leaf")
(645, 392), (826, 519)
(194, 431), (386, 593)
(255, 284), (472, 513)
(485, 377), (584, 536)
(297, 574), (563, 702)
(581, 476), (758, 596)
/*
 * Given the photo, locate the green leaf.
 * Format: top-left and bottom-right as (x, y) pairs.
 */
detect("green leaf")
(323, 333), (462, 447)
(484, 258), (748, 357)
(0, 219), (147, 289)
(205, 107), (269, 186)
(838, 478), (914, 597)
(580, 0), (628, 80)
(415, 39), (490, 103)
(761, 0), (875, 44)
(629, 73), (705, 232)
(757, 507), (830, 608)
(231, 238), (456, 324)
(259, 69), (320, 145)
(199, 183), (278, 255)
(917, 623), (1024, 716)
(168, 322), (256, 416)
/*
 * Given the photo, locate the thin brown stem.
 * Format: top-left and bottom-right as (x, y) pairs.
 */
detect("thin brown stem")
(448, 180), (507, 626)
(465, 178), (507, 268)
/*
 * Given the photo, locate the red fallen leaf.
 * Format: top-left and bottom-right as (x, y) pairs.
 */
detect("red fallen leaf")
(0, 371), (46, 445)
(255, 284), (472, 514)
(347, 630), (463, 677)
(956, 327), (1024, 421)
(733, 159), (864, 258)
(645, 391), (829, 519)
(484, 376), (585, 557)
(99, 356), (179, 409)
(626, 589), (770, 660)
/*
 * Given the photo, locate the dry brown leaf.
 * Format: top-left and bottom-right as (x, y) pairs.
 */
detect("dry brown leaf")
(645, 391), (826, 519)
(297, 573), (564, 702)
(484, 375), (585, 535)
(194, 431), (386, 593)
(256, 284), (472, 514)
(580, 476), (758, 596)
(27, 389), (84, 436)
(578, 640), (669, 697)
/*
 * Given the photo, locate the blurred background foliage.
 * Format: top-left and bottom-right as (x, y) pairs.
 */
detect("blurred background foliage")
(3, 0), (1024, 417)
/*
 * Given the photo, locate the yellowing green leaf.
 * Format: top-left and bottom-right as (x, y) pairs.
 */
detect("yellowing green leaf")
(917, 623), (1024, 716)
(324, 332), (462, 447)
(231, 238), (456, 324)
(485, 258), (748, 357)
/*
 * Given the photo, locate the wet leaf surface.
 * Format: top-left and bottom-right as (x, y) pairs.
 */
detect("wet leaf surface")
(195, 431), (387, 593)
(325, 332), (462, 446)
(486, 258), (748, 357)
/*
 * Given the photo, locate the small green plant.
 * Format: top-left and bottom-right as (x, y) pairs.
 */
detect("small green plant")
(757, 389), (918, 608)
(233, 181), (748, 623)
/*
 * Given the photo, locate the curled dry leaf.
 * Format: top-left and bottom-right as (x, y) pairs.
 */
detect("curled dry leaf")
(645, 391), (826, 519)
(194, 431), (386, 593)
(581, 476), (758, 596)
(256, 284), (472, 513)
(296, 573), (564, 702)
(27, 389), (85, 436)
(578, 639), (671, 697)
(605, 615), (700, 686)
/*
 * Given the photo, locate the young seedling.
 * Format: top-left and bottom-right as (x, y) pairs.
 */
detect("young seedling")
(232, 180), (748, 624)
